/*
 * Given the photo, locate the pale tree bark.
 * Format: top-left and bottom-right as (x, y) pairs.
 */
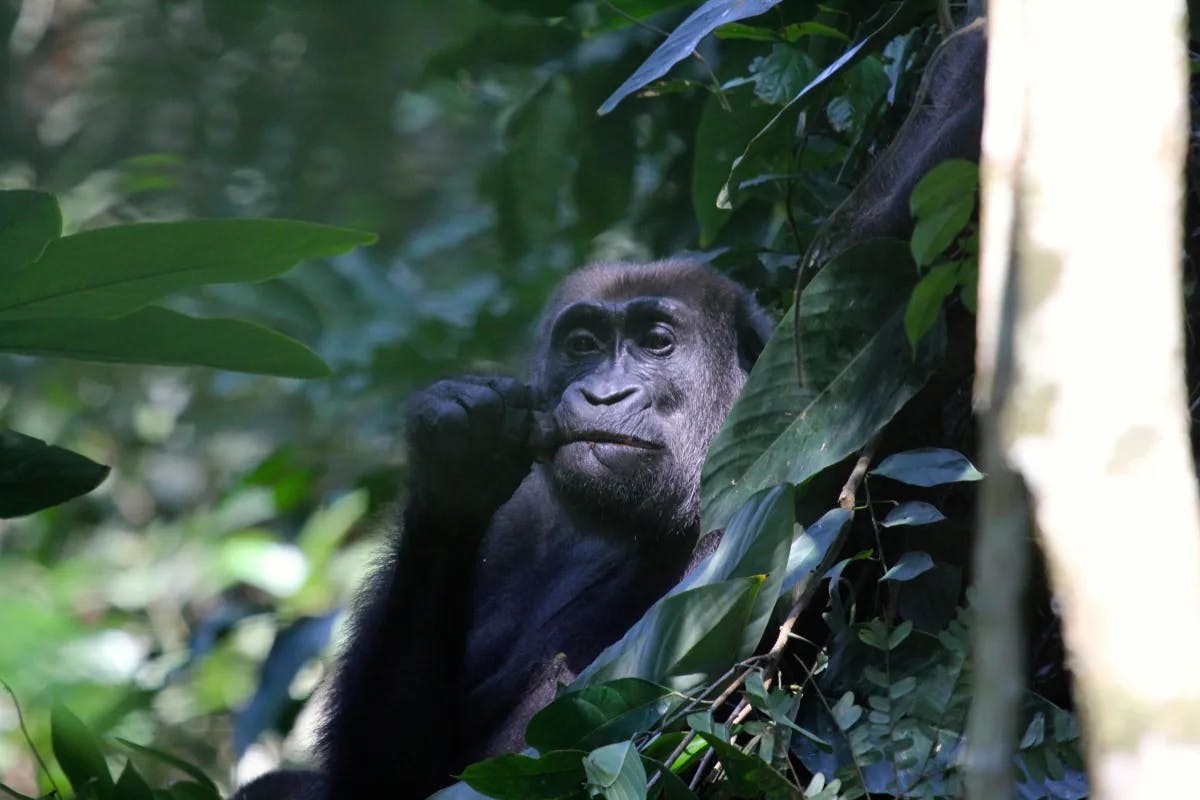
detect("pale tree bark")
(971, 1), (1200, 799)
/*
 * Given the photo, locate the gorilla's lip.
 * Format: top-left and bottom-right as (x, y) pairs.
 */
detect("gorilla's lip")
(563, 431), (662, 450)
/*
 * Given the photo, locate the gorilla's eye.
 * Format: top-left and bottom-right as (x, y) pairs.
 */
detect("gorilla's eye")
(641, 326), (675, 355)
(564, 330), (601, 356)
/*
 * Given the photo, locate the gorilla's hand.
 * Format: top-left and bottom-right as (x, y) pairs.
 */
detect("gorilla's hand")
(406, 376), (536, 525)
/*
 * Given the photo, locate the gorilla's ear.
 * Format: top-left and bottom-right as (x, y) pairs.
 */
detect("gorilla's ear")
(734, 291), (775, 371)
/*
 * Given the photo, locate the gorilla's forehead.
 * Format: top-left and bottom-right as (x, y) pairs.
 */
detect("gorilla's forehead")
(549, 296), (693, 332)
(548, 260), (738, 321)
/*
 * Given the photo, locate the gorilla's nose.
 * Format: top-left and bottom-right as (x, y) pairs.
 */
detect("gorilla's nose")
(580, 383), (640, 406)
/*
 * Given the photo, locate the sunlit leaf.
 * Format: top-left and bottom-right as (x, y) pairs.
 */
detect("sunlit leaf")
(908, 159), (979, 218)
(0, 307), (330, 377)
(879, 551), (934, 582)
(871, 448), (984, 486)
(0, 430), (109, 518)
(582, 741), (647, 800)
(599, 0), (783, 114)
(0, 190), (61, 270)
(904, 262), (959, 347)
(880, 501), (946, 528)
(0, 219), (375, 320)
(910, 199), (973, 266)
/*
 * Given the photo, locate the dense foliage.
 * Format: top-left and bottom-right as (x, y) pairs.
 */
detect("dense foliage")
(0, 1), (1086, 799)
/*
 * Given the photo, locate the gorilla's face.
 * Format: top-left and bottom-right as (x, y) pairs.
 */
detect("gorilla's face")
(538, 294), (743, 535)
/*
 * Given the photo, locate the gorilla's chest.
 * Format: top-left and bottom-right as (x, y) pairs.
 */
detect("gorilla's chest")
(457, 505), (683, 759)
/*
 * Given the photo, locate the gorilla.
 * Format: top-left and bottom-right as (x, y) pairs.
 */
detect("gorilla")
(235, 259), (773, 800)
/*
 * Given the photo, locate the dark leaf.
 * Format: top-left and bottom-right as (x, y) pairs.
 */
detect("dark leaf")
(51, 702), (114, 800)
(460, 751), (587, 800)
(0, 219), (375, 321)
(694, 734), (799, 799)
(700, 240), (942, 533)
(0, 190), (61, 270)
(0, 307), (330, 377)
(526, 679), (672, 753)
(116, 739), (220, 796)
(113, 763), (155, 800)
(0, 430), (109, 518)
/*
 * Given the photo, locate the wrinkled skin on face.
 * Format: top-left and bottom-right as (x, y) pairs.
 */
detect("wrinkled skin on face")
(539, 292), (745, 534)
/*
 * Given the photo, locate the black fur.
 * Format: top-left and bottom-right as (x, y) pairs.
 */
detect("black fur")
(235, 260), (771, 800)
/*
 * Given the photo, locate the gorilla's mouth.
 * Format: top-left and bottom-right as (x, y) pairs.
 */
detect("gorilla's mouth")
(565, 431), (661, 450)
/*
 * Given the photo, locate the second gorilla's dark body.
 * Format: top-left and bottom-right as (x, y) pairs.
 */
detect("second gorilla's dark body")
(239, 260), (772, 799)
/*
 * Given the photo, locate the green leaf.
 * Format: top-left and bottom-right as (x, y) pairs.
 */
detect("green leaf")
(574, 575), (764, 692)
(748, 45), (818, 105)
(115, 739), (220, 795)
(0, 219), (375, 321)
(700, 240), (942, 533)
(0, 429), (109, 518)
(879, 551), (934, 582)
(693, 735), (799, 799)
(526, 679), (673, 754)
(669, 486), (796, 658)
(908, 159), (979, 219)
(51, 701), (114, 800)
(880, 501), (946, 528)
(719, 2), (907, 208)
(871, 448), (984, 487)
(113, 763), (155, 800)
(904, 262), (959, 348)
(460, 751), (587, 800)
(582, 742), (647, 800)
(162, 782), (218, 800)
(599, 0), (782, 114)
(831, 693), (862, 730)
(0, 306), (330, 377)
(910, 198), (973, 266)
(888, 620), (914, 649)
(691, 91), (777, 244)
(0, 190), (62, 270)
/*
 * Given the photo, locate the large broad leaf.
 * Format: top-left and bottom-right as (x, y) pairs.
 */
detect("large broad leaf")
(0, 430), (109, 518)
(51, 702), (114, 800)
(700, 239), (942, 532)
(574, 485), (795, 691)
(671, 485), (796, 658)
(0, 190), (61, 270)
(0, 306), (329, 377)
(573, 575), (764, 692)
(459, 750), (587, 800)
(0, 219), (375, 321)
(526, 679), (673, 754)
(598, 0), (782, 115)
